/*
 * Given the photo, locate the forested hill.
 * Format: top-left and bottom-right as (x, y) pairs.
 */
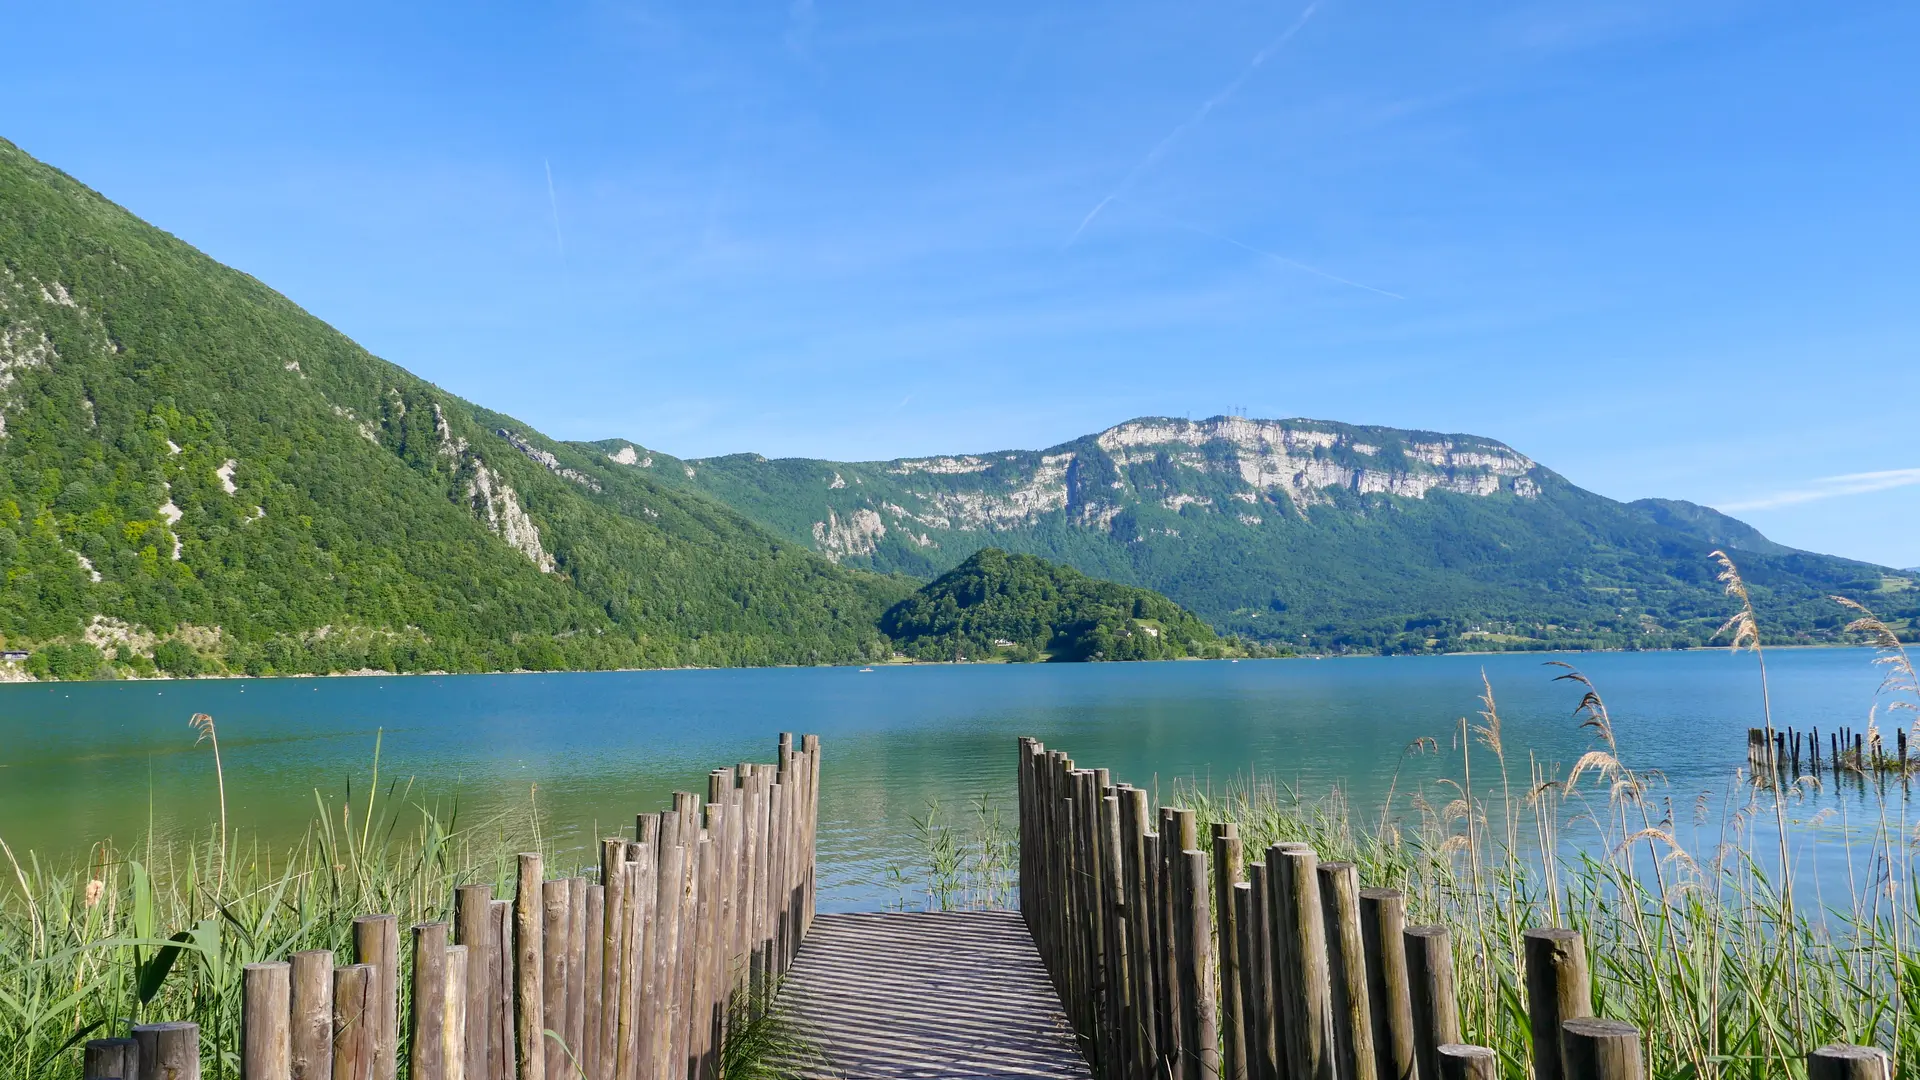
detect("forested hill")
(0, 136), (911, 679)
(881, 548), (1235, 662)
(582, 422), (1919, 654)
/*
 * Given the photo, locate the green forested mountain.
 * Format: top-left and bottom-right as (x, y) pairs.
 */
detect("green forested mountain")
(0, 137), (910, 679)
(580, 421), (1919, 654)
(881, 548), (1230, 662)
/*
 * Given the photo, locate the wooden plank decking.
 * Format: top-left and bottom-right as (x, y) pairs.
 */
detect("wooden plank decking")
(780, 911), (1090, 1079)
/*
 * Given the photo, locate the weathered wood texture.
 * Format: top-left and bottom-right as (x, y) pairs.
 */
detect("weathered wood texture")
(164, 734), (816, 1080)
(1018, 738), (1648, 1080)
(781, 911), (1089, 1080)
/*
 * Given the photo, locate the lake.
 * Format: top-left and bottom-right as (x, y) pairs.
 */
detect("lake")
(0, 647), (1904, 910)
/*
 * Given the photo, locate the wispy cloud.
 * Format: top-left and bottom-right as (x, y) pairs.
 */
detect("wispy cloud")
(1718, 467), (1920, 512)
(1067, 1), (1323, 245)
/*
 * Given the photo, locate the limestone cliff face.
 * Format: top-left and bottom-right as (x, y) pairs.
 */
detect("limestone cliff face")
(783, 415), (1545, 556)
(812, 507), (887, 561)
(1093, 417), (1539, 509)
(431, 405), (556, 572)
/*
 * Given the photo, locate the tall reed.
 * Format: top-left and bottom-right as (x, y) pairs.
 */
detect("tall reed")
(1172, 579), (1920, 1077)
(0, 743), (554, 1078)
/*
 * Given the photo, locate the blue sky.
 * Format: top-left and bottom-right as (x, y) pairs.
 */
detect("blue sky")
(6, 1), (1917, 566)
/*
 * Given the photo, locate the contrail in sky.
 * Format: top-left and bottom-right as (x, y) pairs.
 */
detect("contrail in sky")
(1067, 1), (1323, 246)
(1718, 467), (1920, 512)
(544, 158), (565, 256)
(1120, 196), (1403, 299)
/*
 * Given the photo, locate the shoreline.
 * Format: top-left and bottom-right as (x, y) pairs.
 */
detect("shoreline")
(0, 639), (1887, 687)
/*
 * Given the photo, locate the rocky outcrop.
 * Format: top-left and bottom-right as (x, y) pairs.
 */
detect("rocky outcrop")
(431, 406), (556, 571)
(812, 507), (887, 560)
(466, 462), (556, 572)
(1096, 417), (1538, 511)
(499, 429), (602, 492)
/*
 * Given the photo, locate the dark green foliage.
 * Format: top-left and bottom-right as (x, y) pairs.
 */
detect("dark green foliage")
(0, 136), (909, 677)
(28, 641), (104, 680)
(881, 548), (1229, 662)
(151, 638), (201, 676)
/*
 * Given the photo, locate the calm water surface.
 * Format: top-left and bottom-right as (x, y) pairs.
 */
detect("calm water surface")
(0, 649), (1901, 909)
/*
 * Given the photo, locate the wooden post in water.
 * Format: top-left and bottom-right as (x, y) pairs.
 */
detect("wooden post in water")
(1403, 926), (1458, 1080)
(244, 961), (293, 1080)
(352, 914), (399, 1080)
(84, 1037), (139, 1080)
(454, 886), (494, 1080)
(411, 922), (449, 1080)
(134, 1021), (201, 1080)
(291, 951), (334, 1080)
(1559, 1018), (1642, 1080)
(1358, 889), (1415, 1080)
(1806, 1045), (1893, 1080)
(1435, 1045), (1497, 1080)
(334, 963), (378, 1080)
(1523, 929), (1592, 1080)
(1318, 862), (1376, 1080)
(445, 946), (469, 1080)
(514, 854), (545, 1080)
(1212, 823), (1248, 1080)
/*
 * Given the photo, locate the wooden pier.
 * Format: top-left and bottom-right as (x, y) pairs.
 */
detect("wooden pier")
(781, 911), (1088, 1079)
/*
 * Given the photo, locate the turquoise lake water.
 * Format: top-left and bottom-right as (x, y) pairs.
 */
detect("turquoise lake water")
(0, 648), (1905, 910)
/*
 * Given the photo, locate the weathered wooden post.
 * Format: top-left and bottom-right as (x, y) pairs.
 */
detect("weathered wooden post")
(1244, 862), (1278, 1080)
(1318, 862), (1376, 1080)
(1523, 929), (1593, 1080)
(445, 945), (469, 1080)
(565, 877), (588, 1074)
(541, 879), (571, 1080)
(84, 1037), (139, 1080)
(1181, 847), (1222, 1080)
(515, 853), (546, 1080)
(1212, 823), (1248, 1080)
(244, 961), (293, 1080)
(1274, 844), (1333, 1080)
(333, 963), (378, 1080)
(1807, 1045), (1893, 1080)
(1559, 1018), (1642, 1080)
(1435, 1045), (1497, 1080)
(352, 914), (400, 1080)
(1403, 926), (1458, 1080)
(1123, 786), (1160, 1080)
(411, 921), (449, 1080)
(133, 1021), (200, 1080)
(291, 950), (335, 1080)
(454, 886), (495, 1080)
(1358, 889), (1415, 1080)
(492, 899), (517, 1080)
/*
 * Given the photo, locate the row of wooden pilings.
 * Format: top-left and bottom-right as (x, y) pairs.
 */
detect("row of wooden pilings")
(81, 734), (821, 1080)
(1016, 738), (1895, 1080)
(1747, 725), (1912, 780)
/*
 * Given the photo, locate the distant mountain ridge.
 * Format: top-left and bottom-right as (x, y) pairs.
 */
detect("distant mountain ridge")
(581, 419), (1918, 652)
